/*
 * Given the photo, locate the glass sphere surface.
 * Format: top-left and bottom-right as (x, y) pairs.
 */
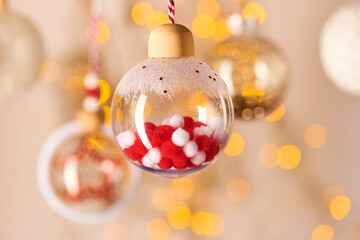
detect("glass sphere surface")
(37, 122), (141, 224)
(320, 1), (360, 96)
(0, 10), (43, 102)
(49, 132), (131, 213)
(210, 35), (289, 120)
(111, 57), (234, 178)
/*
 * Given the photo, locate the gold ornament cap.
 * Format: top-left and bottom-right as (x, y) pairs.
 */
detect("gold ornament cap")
(76, 110), (101, 133)
(148, 24), (195, 58)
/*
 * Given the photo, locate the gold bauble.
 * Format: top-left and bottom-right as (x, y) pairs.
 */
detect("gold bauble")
(210, 22), (289, 120)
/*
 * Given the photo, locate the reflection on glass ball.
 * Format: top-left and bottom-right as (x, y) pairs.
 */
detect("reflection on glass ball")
(38, 122), (141, 224)
(210, 24), (289, 120)
(0, 9), (43, 102)
(111, 57), (234, 178)
(320, 1), (360, 96)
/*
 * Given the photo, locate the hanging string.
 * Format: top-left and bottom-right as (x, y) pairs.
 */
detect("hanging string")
(87, 1), (101, 75)
(168, 0), (175, 24)
(83, 0), (102, 113)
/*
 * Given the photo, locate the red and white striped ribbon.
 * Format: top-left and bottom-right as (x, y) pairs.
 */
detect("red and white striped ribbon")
(168, 0), (175, 24)
(88, 13), (100, 75)
(84, 0), (102, 113)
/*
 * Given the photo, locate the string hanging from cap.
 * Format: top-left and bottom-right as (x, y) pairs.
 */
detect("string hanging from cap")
(77, 0), (103, 132)
(168, 0), (175, 24)
(83, 0), (102, 114)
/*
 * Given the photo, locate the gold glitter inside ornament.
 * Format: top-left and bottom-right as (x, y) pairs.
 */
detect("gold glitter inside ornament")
(210, 17), (289, 120)
(49, 131), (131, 213)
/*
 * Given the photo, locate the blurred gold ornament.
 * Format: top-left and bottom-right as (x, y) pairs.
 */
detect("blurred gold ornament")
(0, 4), (44, 102)
(210, 14), (289, 120)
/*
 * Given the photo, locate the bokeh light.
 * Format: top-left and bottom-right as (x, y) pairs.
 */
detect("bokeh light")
(196, 0), (220, 18)
(224, 133), (245, 157)
(102, 106), (111, 127)
(73, 63), (88, 76)
(192, 15), (216, 38)
(207, 214), (225, 237)
(86, 20), (111, 45)
(242, 2), (267, 24)
(104, 222), (127, 240)
(166, 202), (191, 230)
(147, 11), (168, 31)
(191, 211), (215, 236)
(152, 187), (175, 212)
(266, 104), (285, 122)
(329, 195), (351, 221)
(323, 185), (344, 207)
(304, 124), (327, 148)
(146, 218), (171, 240)
(39, 60), (60, 83)
(64, 76), (84, 100)
(226, 178), (250, 202)
(171, 178), (195, 201)
(212, 18), (232, 42)
(189, 91), (208, 109)
(113, 108), (124, 125)
(131, 2), (155, 25)
(311, 225), (334, 240)
(258, 144), (279, 168)
(97, 79), (111, 105)
(276, 145), (301, 170)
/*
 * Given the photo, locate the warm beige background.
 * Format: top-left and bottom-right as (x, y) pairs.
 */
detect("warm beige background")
(1, 0), (359, 239)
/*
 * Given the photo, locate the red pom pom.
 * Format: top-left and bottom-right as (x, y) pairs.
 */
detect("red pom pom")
(146, 130), (162, 147)
(172, 152), (188, 169)
(144, 122), (156, 131)
(124, 138), (148, 161)
(194, 121), (207, 127)
(205, 140), (220, 162)
(160, 140), (181, 159)
(155, 125), (175, 142)
(187, 161), (200, 168)
(158, 157), (173, 169)
(195, 135), (211, 151)
(183, 116), (195, 130)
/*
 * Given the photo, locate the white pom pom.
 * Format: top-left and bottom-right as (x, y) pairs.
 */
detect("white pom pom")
(84, 73), (99, 89)
(116, 131), (136, 149)
(147, 147), (162, 164)
(162, 118), (170, 125)
(115, 133), (125, 149)
(184, 141), (198, 157)
(169, 115), (184, 128)
(212, 129), (228, 144)
(171, 128), (190, 147)
(190, 152), (206, 165)
(142, 155), (156, 168)
(208, 117), (224, 132)
(193, 126), (213, 137)
(83, 97), (99, 112)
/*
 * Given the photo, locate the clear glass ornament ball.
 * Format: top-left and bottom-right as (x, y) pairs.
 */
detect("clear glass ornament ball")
(0, 10), (44, 102)
(111, 57), (234, 178)
(38, 122), (140, 224)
